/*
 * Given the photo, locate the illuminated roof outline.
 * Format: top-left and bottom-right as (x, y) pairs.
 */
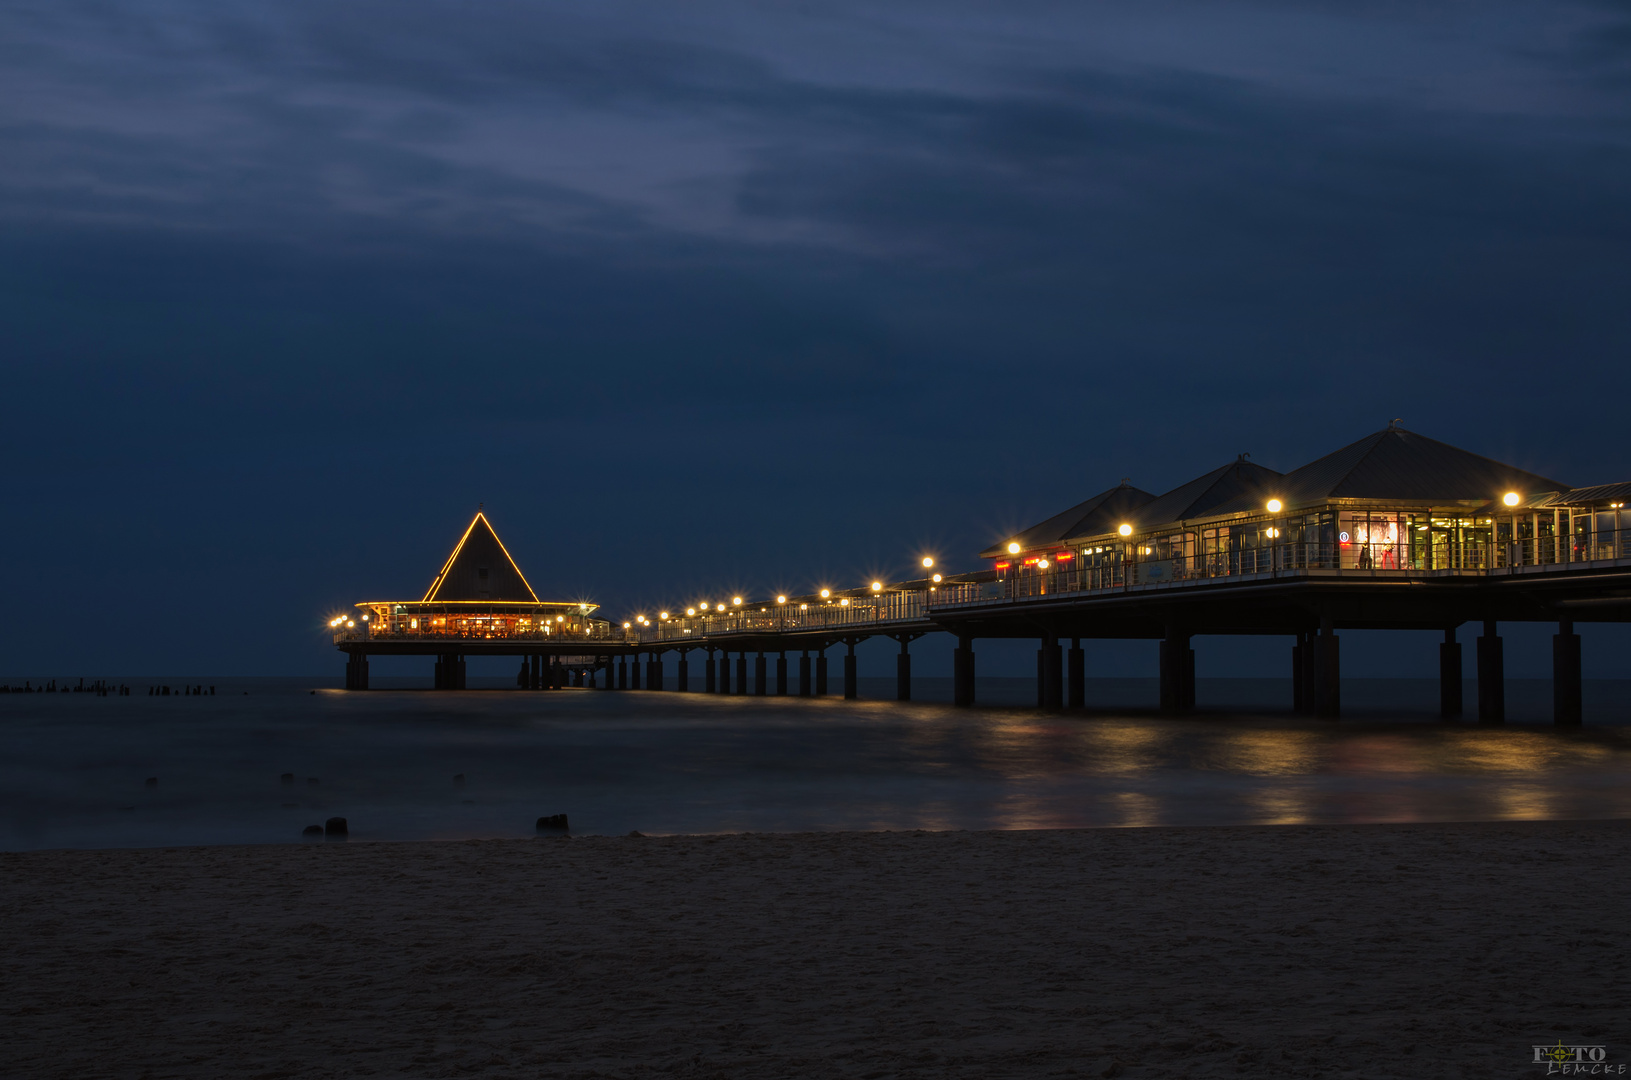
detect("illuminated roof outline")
(422, 512), (541, 603)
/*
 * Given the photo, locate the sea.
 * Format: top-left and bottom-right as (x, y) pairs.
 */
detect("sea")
(2, 677), (1629, 851)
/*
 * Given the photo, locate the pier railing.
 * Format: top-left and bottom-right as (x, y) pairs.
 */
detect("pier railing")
(333, 624), (627, 646)
(934, 529), (1631, 610)
(625, 527), (1631, 641)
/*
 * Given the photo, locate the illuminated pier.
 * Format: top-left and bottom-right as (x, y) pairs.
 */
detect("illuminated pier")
(334, 426), (1630, 722)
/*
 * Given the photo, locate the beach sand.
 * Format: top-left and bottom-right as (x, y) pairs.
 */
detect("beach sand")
(3, 822), (1627, 1079)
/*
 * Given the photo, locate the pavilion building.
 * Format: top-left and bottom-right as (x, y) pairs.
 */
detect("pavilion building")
(336, 512), (609, 689)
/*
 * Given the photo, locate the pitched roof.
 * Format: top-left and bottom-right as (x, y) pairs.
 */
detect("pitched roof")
(1127, 458), (1285, 531)
(1241, 427), (1570, 512)
(1534, 481), (1631, 508)
(422, 513), (540, 603)
(980, 483), (1157, 558)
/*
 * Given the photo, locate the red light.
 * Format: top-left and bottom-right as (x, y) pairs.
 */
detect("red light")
(994, 562), (1010, 570)
(1054, 552), (1074, 561)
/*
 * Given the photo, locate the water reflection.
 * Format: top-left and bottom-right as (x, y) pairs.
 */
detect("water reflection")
(2, 676), (1630, 850)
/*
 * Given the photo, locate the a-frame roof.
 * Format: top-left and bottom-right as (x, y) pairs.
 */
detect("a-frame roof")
(1214, 427), (1570, 513)
(423, 512), (540, 603)
(1128, 457), (1285, 532)
(981, 483), (1157, 558)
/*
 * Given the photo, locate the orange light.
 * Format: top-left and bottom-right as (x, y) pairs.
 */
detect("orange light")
(871, 581), (883, 591)
(1118, 524), (1133, 537)
(819, 589), (830, 598)
(922, 557), (934, 568)
(1503, 492), (1521, 507)
(1266, 499), (1283, 513)
(1006, 542), (1021, 555)
(776, 595), (787, 604)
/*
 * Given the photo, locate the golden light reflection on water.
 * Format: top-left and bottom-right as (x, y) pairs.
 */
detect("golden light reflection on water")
(1206, 729), (1324, 776)
(879, 707), (1631, 829)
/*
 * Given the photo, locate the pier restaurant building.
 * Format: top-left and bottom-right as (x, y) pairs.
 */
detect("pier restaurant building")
(337, 512), (611, 688)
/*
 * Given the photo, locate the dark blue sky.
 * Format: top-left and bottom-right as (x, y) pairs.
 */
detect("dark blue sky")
(4, 1), (1629, 678)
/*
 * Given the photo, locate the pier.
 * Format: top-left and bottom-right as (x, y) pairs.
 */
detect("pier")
(334, 426), (1630, 723)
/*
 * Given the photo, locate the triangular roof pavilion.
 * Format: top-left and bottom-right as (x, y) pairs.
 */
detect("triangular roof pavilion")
(423, 512), (540, 603)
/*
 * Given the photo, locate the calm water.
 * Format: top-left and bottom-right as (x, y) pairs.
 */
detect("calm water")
(2, 677), (1629, 850)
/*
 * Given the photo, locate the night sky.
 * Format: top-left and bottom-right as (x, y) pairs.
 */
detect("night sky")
(4, 1), (1629, 679)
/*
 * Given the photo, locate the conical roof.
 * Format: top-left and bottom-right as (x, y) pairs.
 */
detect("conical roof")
(423, 513), (540, 602)
(1128, 457), (1285, 531)
(981, 483), (1157, 558)
(1228, 427), (1570, 512)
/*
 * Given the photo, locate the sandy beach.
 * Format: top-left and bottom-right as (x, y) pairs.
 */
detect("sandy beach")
(3, 822), (1627, 1079)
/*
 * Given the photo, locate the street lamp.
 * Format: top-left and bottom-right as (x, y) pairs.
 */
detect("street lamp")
(1006, 542), (1021, 555)
(1503, 491), (1521, 507)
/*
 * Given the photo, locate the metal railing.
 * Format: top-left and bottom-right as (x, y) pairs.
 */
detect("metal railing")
(933, 529), (1631, 610)
(334, 624), (626, 646)
(629, 592), (932, 644)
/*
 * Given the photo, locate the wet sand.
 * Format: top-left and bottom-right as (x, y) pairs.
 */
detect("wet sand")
(3, 822), (1627, 1079)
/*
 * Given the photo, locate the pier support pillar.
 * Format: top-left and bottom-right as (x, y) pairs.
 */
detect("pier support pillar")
(736, 652), (749, 695)
(551, 658), (563, 690)
(1067, 638), (1084, 709)
(649, 655), (663, 692)
(1439, 628), (1463, 719)
(816, 649), (828, 696)
(704, 650), (716, 693)
(677, 653), (689, 692)
(776, 653), (788, 696)
(1038, 635), (1062, 711)
(1315, 623), (1339, 719)
(843, 643), (858, 700)
(1477, 620), (1504, 724)
(631, 654), (642, 690)
(532, 654), (542, 690)
(798, 651), (812, 696)
(573, 667), (583, 688)
(718, 652), (731, 694)
(896, 639), (912, 701)
(755, 652), (767, 696)
(1160, 627), (1195, 714)
(517, 657), (529, 689)
(617, 656), (628, 690)
(1292, 632), (1305, 714)
(953, 635), (976, 707)
(1554, 618), (1582, 727)
(346, 653), (369, 691)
